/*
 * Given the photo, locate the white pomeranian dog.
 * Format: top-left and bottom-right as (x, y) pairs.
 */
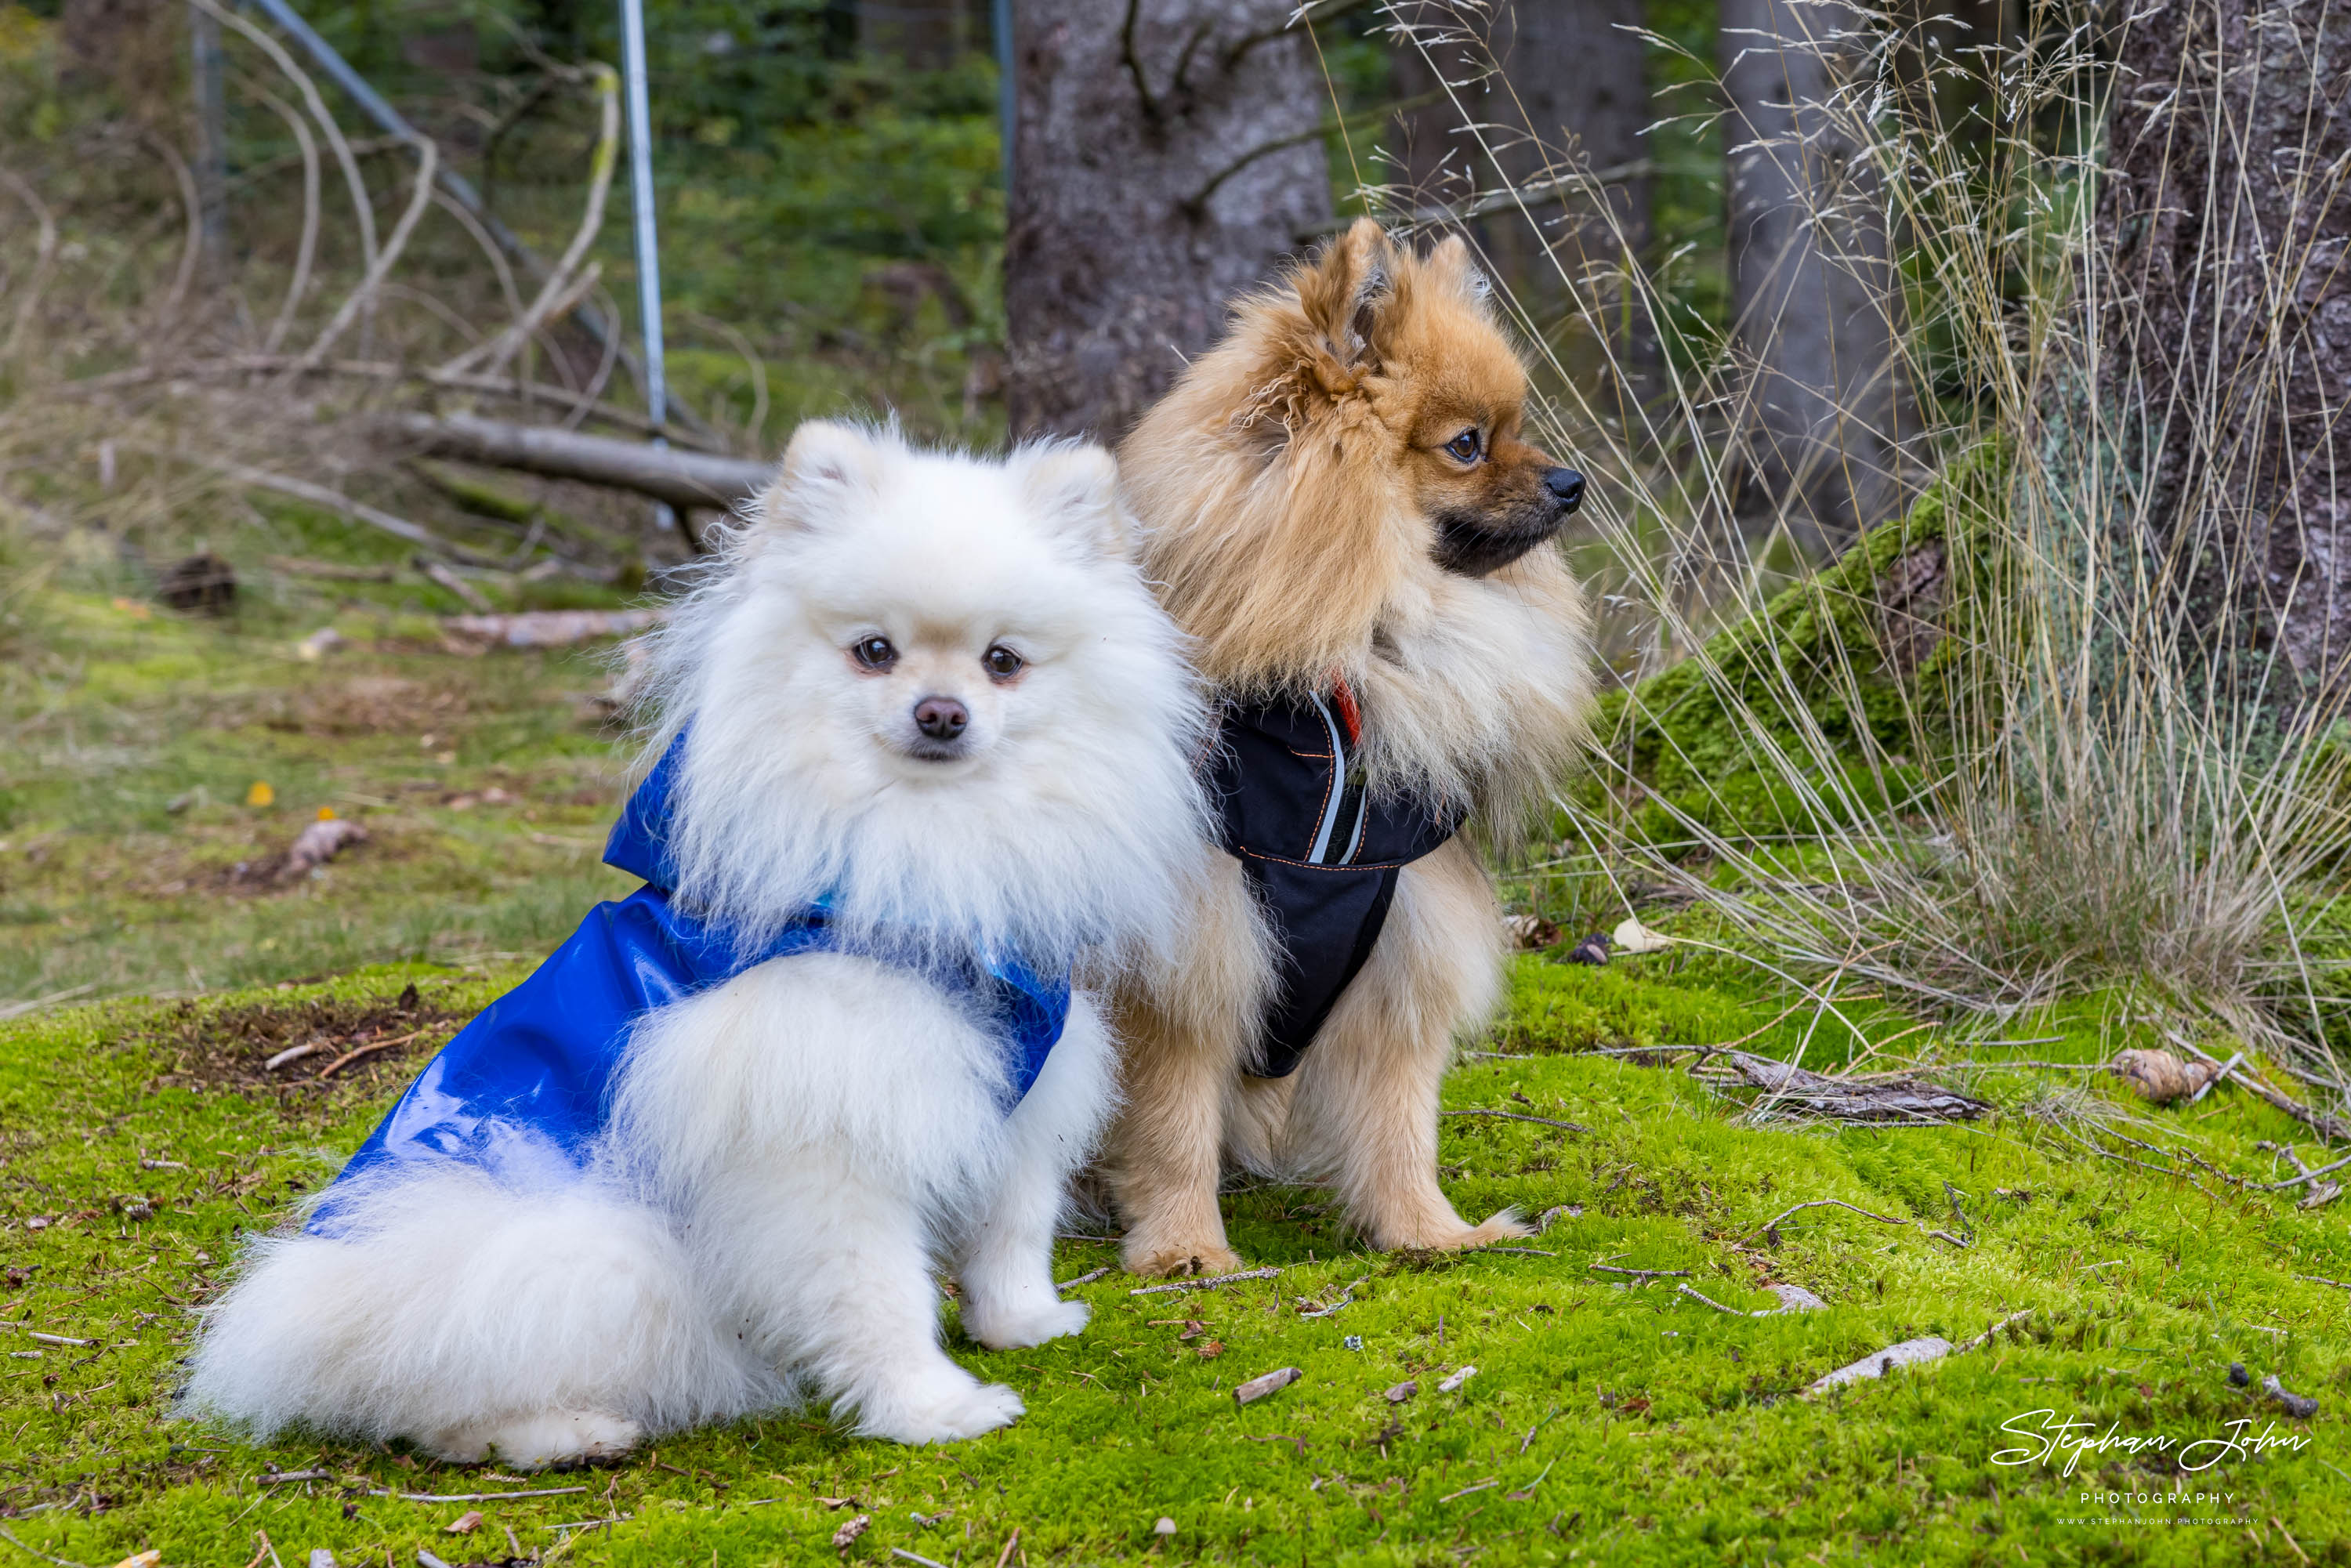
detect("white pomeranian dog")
(183, 422), (1207, 1465)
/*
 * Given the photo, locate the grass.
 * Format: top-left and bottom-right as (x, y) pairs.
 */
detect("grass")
(0, 557), (647, 1005)
(2, 952), (2346, 1566)
(3, 451), (2346, 1566)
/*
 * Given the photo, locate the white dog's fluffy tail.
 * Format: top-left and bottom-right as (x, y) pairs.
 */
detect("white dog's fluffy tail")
(180, 1169), (781, 1460)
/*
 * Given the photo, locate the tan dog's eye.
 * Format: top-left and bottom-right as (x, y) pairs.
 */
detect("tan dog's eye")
(1444, 428), (1483, 463)
(850, 635), (898, 671)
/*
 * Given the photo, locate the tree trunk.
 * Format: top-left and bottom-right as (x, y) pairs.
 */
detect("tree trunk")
(2094, 0), (2351, 694)
(1003, 0), (1334, 440)
(1386, 1), (1657, 406)
(1386, 0), (1483, 208)
(858, 0), (971, 70)
(1482, 0), (1656, 399)
(1718, 0), (1913, 551)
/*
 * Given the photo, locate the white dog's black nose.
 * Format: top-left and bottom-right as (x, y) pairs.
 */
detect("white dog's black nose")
(914, 696), (969, 741)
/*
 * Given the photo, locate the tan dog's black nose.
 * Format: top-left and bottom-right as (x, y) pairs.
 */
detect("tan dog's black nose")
(1544, 468), (1585, 512)
(914, 696), (969, 741)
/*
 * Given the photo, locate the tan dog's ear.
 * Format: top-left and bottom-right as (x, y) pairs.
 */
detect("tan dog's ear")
(1010, 440), (1133, 559)
(1421, 234), (1494, 310)
(762, 419), (888, 530)
(1234, 219), (1396, 444)
(1296, 216), (1396, 372)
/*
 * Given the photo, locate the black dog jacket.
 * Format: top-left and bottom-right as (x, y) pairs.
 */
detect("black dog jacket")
(1210, 686), (1465, 1077)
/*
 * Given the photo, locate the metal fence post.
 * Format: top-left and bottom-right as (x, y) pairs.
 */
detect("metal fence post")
(189, 0), (230, 281)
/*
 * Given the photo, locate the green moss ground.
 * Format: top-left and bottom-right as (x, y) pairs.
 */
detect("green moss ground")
(0, 572), (645, 1004)
(5, 507), (2348, 1566)
(2, 952), (2345, 1567)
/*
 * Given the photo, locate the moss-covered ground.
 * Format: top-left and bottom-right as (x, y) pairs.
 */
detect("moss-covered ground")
(2, 946), (2346, 1566)
(0, 559), (646, 1005)
(4, 535), (2347, 1566)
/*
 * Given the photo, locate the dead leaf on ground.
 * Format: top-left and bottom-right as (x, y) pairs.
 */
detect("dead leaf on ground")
(1233, 1366), (1301, 1405)
(277, 817), (368, 881)
(1504, 914), (1560, 951)
(2111, 1048), (2216, 1104)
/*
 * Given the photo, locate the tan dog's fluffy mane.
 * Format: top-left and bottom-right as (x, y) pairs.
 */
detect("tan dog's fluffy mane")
(1120, 218), (1592, 832)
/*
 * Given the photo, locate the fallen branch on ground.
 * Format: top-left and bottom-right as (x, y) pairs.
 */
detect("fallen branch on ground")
(440, 608), (666, 653)
(1703, 1051), (1989, 1123)
(266, 556), (397, 581)
(385, 411), (771, 512)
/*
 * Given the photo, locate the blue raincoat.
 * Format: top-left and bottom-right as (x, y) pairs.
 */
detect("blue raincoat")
(308, 733), (1073, 1235)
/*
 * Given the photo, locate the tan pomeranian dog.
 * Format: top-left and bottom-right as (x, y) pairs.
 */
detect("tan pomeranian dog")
(1103, 218), (1596, 1276)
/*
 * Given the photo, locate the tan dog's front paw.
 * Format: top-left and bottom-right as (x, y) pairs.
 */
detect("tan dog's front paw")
(1375, 1208), (1533, 1253)
(1120, 1239), (1246, 1279)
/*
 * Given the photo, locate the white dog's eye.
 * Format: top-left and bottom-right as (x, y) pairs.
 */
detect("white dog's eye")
(850, 635), (898, 671)
(983, 643), (1025, 681)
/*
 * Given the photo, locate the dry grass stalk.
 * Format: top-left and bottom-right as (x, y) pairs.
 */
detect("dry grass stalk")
(1382, 2), (2351, 1100)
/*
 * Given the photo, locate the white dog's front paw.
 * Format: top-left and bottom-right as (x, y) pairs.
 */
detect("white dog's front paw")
(423, 1410), (643, 1469)
(856, 1374), (1026, 1445)
(967, 1296), (1090, 1351)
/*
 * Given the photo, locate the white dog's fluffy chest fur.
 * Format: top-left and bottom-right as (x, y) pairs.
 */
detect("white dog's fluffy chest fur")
(614, 952), (1111, 1222)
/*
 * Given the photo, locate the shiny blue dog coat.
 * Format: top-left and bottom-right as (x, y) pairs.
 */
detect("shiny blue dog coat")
(308, 733), (1072, 1235)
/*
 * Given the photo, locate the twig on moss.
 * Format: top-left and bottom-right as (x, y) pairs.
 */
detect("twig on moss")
(1440, 1109), (1592, 1133)
(366, 1487), (589, 1503)
(2294, 1274), (2351, 1292)
(1958, 1309), (2034, 1353)
(2176, 1038), (2351, 1143)
(2254, 1144), (2351, 1193)
(1056, 1266), (1111, 1291)
(1737, 1198), (1914, 1245)
(315, 1027), (430, 1079)
(1675, 1283), (1750, 1316)
(1589, 1256), (1690, 1281)
(1296, 1276), (1370, 1317)
(1130, 1267), (1281, 1296)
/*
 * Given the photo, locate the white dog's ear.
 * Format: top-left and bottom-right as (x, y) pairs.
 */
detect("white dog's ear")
(763, 420), (885, 529)
(1012, 441), (1133, 559)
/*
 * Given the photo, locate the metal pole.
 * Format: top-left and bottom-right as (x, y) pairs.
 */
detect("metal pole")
(189, 0), (230, 281)
(616, 0), (674, 529)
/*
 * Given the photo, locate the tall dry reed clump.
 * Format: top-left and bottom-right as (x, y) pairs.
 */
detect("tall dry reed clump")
(1380, 0), (2351, 1086)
